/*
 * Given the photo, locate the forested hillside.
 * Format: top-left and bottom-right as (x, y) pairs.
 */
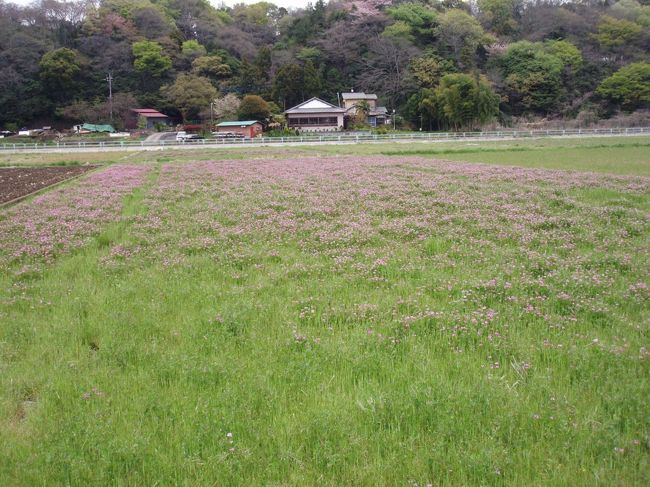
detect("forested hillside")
(1, 0), (649, 130)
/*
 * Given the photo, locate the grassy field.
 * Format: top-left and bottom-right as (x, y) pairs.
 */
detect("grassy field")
(2, 135), (650, 175)
(0, 138), (649, 485)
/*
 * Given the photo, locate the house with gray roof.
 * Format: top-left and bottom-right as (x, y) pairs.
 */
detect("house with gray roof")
(284, 97), (346, 132)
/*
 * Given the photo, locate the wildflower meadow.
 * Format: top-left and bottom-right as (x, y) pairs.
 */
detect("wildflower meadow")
(0, 143), (648, 485)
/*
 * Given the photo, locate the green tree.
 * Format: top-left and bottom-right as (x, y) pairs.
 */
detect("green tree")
(254, 46), (273, 80)
(181, 40), (207, 59)
(191, 55), (232, 80)
(385, 2), (438, 42)
(383, 21), (416, 42)
(296, 47), (322, 65)
(237, 95), (270, 121)
(435, 9), (486, 68)
(161, 74), (218, 121)
(500, 41), (565, 114)
(410, 54), (456, 89)
(597, 62), (650, 110)
(404, 89), (437, 130)
(236, 60), (261, 94)
(434, 73), (499, 130)
(178, 40), (208, 70)
(610, 0), (650, 28)
(544, 40), (582, 69)
(272, 63), (303, 109)
(477, 0), (518, 36)
(302, 60), (322, 99)
(132, 40), (172, 77)
(39, 48), (82, 102)
(353, 100), (371, 126)
(594, 15), (643, 48)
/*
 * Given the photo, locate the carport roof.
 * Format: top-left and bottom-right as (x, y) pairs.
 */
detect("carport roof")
(216, 121), (261, 127)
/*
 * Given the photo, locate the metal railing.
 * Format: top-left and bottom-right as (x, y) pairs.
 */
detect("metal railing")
(1, 126), (649, 152)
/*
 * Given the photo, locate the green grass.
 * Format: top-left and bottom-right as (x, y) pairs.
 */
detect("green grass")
(133, 135), (650, 176)
(310, 136), (650, 176)
(382, 143), (650, 176)
(1, 135), (649, 175)
(0, 143), (649, 485)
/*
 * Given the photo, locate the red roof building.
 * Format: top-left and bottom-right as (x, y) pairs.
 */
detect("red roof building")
(126, 109), (171, 130)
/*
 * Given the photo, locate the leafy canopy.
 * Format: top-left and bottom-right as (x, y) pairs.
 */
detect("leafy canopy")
(594, 15), (643, 48)
(161, 73), (218, 120)
(434, 73), (500, 130)
(597, 62), (650, 110)
(132, 40), (172, 77)
(237, 94), (270, 121)
(500, 41), (566, 113)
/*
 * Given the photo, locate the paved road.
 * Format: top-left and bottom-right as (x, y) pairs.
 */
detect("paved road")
(144, 132), (178, 143)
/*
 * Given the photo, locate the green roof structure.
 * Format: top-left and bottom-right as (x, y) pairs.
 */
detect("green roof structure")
(81, 123), (115, 133)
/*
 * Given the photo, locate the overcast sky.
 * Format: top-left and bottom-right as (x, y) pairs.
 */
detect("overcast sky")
(7, 0), (315, 10)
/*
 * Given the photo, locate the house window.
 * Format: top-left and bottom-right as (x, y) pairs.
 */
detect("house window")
(288, 116), (339, 127)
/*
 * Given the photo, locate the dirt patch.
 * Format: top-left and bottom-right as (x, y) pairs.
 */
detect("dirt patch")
(0, 165), (97, 204)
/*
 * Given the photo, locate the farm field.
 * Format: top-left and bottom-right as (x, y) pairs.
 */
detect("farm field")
(0, 165), (98, 204)
(2, 135), (650, 176)
(0, 140), (649, 485)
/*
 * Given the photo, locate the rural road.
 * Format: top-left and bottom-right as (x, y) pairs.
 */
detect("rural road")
(144, 132), (178, 143)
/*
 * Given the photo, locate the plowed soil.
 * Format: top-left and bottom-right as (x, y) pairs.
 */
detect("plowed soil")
(0, 165), (97, 204)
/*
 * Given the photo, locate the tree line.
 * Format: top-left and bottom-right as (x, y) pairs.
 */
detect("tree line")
(0, 0), (648, 131)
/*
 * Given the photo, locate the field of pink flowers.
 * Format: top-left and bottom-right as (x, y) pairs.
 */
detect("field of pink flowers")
(0, 156), (648, 485)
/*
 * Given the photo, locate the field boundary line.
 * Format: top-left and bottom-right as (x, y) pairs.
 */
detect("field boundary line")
(0, 165), (104, 210)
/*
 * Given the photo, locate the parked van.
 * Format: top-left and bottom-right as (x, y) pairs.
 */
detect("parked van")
(176, 131), (203, 141)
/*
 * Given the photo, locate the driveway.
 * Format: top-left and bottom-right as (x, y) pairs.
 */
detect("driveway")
(144, 132), (178, 143)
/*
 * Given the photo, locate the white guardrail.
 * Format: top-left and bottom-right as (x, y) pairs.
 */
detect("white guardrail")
(1, 127), (649, 152)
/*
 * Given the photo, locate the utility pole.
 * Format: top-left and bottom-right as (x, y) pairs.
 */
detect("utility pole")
(105, 72), (114, 123)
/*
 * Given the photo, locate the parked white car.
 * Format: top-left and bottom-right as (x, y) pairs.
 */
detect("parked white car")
(176, 131), (203, 141)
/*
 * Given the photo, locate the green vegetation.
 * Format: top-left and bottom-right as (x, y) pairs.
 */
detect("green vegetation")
(0, 146), (648, 484)
(1, 135), (649, 176)
(1, 0), (648, 131)
(300, 136), (650, 176)
(132, 40), (172, 78)
(161, 74), (218, 122)
(237, 95), (271, 121)
(432, 73), (500, 130)
(597, 62), (650, 110)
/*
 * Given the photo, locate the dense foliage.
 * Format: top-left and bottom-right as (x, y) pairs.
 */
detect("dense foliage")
(0, 0), (648, 130)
